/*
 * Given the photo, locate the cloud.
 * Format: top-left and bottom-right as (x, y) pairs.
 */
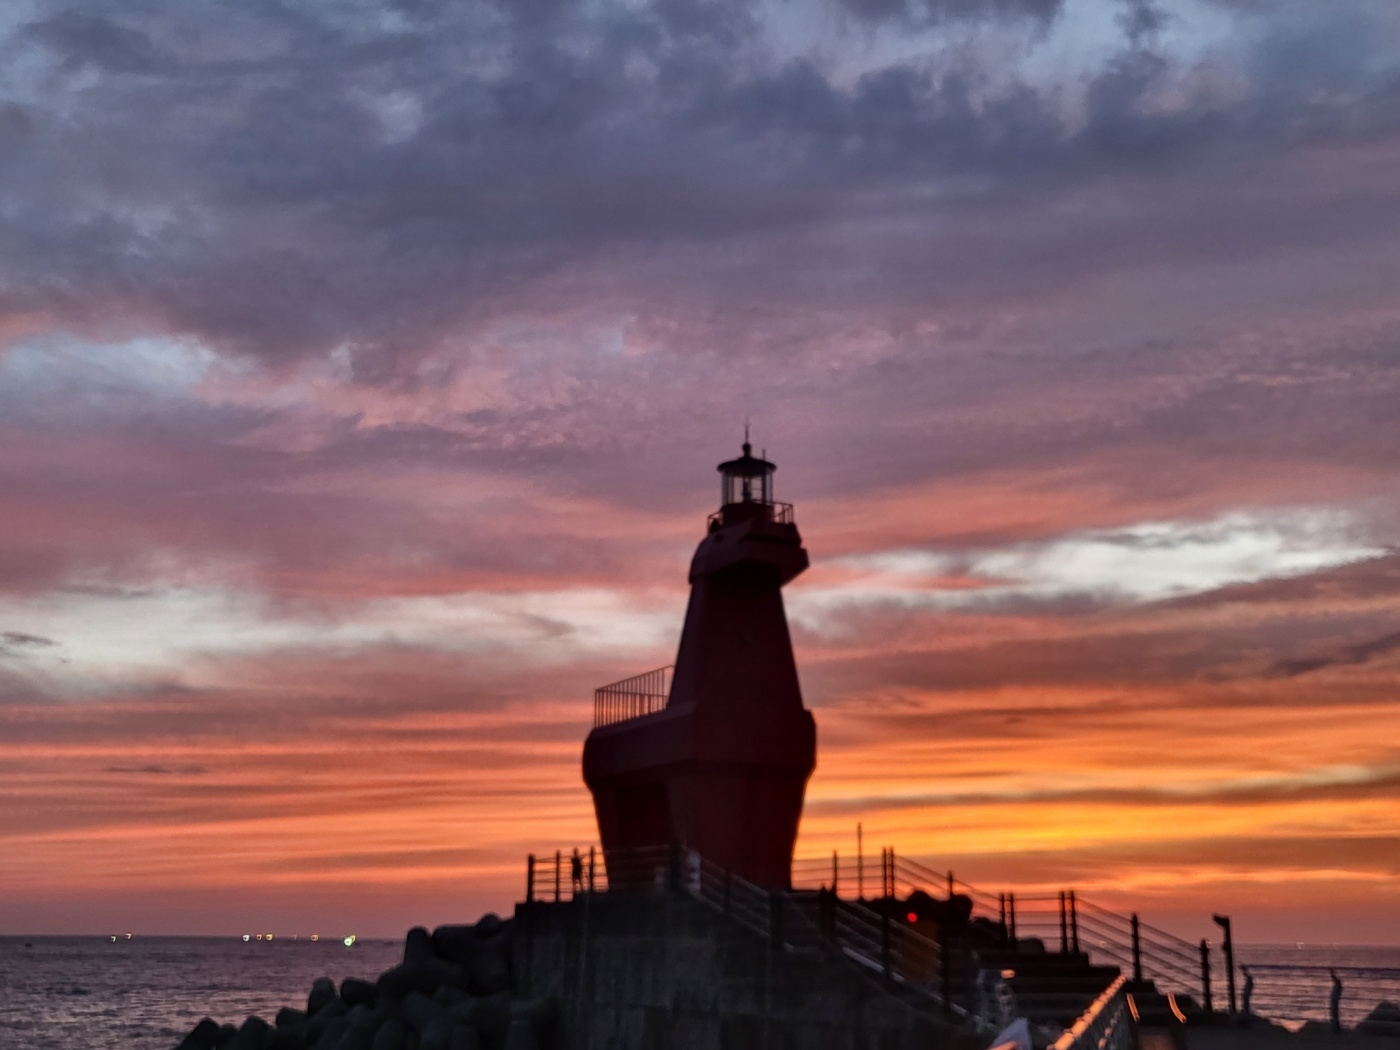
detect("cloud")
(3, 0), (1400, 939)
(2, 0), (1399, 378)
(1270, 629), (1400, 678)
(1, 631), (56, 649)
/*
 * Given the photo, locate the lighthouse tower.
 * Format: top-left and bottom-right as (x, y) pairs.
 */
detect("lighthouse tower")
(582, 439), (816, 889)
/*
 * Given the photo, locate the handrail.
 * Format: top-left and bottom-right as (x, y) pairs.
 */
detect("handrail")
(592, 665), (673, 727)
(706, 500), (795, 530)
(1051, 975), (1133, 1050)
(528, 844), (1213, 1019)
(524, 844), (944, 1010)
(794, 848), (1211, 1005)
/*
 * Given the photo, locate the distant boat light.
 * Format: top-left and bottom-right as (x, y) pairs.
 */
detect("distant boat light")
(243, 934), (250, 942)
(343, 935), (356, 947)
(310, 934), (319, 942)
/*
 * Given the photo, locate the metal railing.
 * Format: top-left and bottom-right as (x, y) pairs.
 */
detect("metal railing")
(523, 844), (944, 1010)
(592, 665), (672, 727)
(1050, 976), (1133, 1050)
(706, 500), (795, 530)
(793, 847), (1212, 1009)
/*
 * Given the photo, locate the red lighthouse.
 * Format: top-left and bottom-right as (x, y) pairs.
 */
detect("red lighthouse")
(582, 439), (816, 889)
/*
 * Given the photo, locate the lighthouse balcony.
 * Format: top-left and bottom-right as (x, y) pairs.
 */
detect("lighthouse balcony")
(593, 665), (673, 727)
(707, 499), (794, 531)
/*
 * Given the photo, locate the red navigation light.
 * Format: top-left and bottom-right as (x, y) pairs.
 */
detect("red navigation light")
(906, 911), (918, 923)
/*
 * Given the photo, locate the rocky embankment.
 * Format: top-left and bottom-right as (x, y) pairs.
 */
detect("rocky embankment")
(174, 914), (558, 1050)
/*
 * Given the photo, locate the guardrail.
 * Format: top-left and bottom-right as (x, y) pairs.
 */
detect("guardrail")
(706, 500), (795, 530)
(524, 843), (944, 1009)
(793, 846), (1214, 1009)
(1050, 976), (1133, 1050)
(592, 665), (672, 727)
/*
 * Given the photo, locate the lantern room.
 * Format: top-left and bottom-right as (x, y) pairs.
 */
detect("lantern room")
(719, 441), (774, 507)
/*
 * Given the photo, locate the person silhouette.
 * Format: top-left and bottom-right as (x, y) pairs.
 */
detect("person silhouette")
(570, 848), (584, 894)
(1241, 966), (1253, 1021)
(1329, 969), (1343, 1032)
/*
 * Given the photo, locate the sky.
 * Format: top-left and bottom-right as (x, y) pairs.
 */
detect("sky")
(0, 0), (1398, 944)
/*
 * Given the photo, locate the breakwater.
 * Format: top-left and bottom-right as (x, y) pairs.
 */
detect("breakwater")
(172, 914), (545, 1050)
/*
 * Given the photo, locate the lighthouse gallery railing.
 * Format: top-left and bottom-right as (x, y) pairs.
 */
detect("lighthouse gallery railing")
(593, 665), (673, 727)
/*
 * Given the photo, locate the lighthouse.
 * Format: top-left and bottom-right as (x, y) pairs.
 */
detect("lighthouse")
(582, 439), (817, 889)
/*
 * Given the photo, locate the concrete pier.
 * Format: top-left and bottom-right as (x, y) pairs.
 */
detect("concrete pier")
(514, 889), (982, 1050)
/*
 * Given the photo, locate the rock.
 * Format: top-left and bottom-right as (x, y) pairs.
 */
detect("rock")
(370, 1018), (409, 1050)
(304, 998), (349, 1043)
(333, 1008), (381, 1050)
(404, 926), (434, 966)
(340, 977), (377, 1008)
(431, 986), (468, 1009)
(225, 1015), (272, 1050)
(276, 1008), (307, 1030)
(1360, 1001), (1400, 1036)
(467, 944), (512, 996)
(176, 1018), (223, 1050)
(430, 926), (479, 967)
(436, 926), (513, 996)
(377, 959), (470, 1000)
(463, 995), (510, 1045)
(418, 1014), (455, 1050)
(265, 1029), (307, 1050)
(309, 977), (338, 1016)
(400, 991), (442, 1034)
(475, 914), (504, 938)
(316, 1015), (352, 1049)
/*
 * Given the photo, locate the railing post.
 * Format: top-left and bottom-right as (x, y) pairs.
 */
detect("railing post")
(1214, 914), (1237, 1015)
(888, 847), (896, 898)
(1008, 893), (1017, 947)
(999, 893), (1007, 944)
(832, 850), (839, 897)
(1200, 939), (1213, 1014)
(1059, 891), (1068, 954)
(857, 823), (864, 900)
(588, 846), (596, 893)
(1069, 890), (1079, 954)
(947, 871), (954, 899)
(1131, 914), (1142, 982)
(526, 854), (536, 904)
(554, 850), (561, 903)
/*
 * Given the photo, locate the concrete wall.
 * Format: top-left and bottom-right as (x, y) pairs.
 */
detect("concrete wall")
(514, 891), (982, 1050)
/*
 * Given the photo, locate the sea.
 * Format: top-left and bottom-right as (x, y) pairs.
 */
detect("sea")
(0, 937), (1397, 1049)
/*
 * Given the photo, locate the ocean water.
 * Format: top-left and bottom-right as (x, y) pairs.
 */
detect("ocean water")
(1235, 945), (1400, 1029)
(1, 936), (1397, 1048)
(0, 935), (401, 1050)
